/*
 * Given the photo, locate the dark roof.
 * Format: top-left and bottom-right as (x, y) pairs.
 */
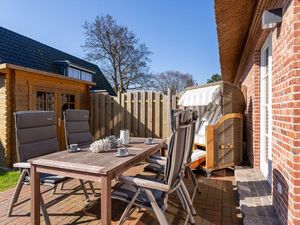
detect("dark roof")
(0, 26), (115, 95)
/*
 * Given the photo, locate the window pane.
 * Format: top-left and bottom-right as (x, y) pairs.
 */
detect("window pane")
(61, 94), (76, 116)
(37, 91), (54, 111)
(68, 67), (80, 79)
(69, 95), (75, 103)
(81, 71), (92, 81)
(46, 92), (54, 110)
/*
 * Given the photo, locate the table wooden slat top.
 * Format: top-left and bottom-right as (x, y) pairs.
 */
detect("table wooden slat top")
(29, 138), (165, 176)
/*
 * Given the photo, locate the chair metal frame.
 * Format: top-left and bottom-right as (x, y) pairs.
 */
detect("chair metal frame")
(147, 109), (201, 202)
(63, 109), (96, 195)
(7, 111), (91, 224)
(112, 110), (198, 225)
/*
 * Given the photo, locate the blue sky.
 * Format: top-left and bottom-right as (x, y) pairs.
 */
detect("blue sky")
(0, 0), (220, 84)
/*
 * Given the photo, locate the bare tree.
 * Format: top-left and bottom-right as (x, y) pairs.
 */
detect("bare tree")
(152, 71), (196, 94)
(82, 15), (152, 93)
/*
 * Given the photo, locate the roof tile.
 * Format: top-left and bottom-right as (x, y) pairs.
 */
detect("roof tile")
(0, 26), (115, 95)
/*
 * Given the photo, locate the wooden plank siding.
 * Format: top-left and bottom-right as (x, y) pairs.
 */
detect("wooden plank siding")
(90, 91), (178, 139)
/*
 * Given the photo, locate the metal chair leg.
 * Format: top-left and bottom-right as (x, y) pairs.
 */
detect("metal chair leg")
(180, 180), (196, 215)
(145, 189), (169, 225)
(176, 188), (187, 210)
(179, 186), (196, 225)
(40, 193), (51, 225)
(187, 167), (201, 195)
(52, 184), (58, 194)
(79, 179), (90, 201)
(88, 181), (96, 194)
(117, 189), (141, 225)
(7, 170), (27, 216)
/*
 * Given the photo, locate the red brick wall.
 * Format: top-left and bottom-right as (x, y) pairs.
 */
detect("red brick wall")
(237, 0), (300, 224)
(240, 51), (261, 168)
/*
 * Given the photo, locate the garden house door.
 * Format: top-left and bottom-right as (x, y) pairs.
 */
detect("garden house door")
(31, 86), (80, 150)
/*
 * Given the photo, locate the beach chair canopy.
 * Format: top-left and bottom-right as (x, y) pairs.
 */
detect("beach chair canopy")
(178, 84), (221, 107)
(178, 81), (246, 145)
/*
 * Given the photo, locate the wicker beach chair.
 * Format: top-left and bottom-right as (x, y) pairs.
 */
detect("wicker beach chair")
(112, 109), (197, 225)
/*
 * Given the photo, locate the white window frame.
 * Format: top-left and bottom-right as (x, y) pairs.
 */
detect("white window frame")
(260, 33), (273, 185)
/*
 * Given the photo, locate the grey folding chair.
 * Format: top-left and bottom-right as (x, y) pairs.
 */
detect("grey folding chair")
(146, 109), (201, 201)
(182, 110), (202, 202)
(8, 111), (66, 224)
(63, 109), (95, 195)
(112, 109), (196, 225)
(8, 111), (92, 222)
(64, 109), (93, 148)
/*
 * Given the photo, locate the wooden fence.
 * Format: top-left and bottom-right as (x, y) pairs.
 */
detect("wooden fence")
(90, 90), (178, 139)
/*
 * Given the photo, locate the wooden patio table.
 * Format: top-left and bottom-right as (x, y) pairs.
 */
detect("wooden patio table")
(29, 137), (166, 225)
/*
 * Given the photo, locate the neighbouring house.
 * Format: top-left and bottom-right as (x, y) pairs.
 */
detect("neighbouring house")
(0, 26), (115, 167)
(215, 0), (299, 224)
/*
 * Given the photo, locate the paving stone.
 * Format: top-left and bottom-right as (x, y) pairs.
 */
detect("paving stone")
(243, 215), (281, 225)
(235, 167), (281, 225)
(0, 165), (242, 224)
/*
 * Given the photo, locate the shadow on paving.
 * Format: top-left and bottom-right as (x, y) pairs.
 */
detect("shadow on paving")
(83, 169), (242, 225)
(1, 168), (242, 225)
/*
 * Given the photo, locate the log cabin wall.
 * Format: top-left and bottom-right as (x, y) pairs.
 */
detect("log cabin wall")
(1, 68), (90, 167)
(0, 71), (10, 167)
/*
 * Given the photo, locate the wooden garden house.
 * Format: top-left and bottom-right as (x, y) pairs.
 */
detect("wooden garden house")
(0, 26), (114, 167)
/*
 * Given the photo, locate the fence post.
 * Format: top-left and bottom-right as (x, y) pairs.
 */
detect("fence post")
(163, 89), (172, 139)
(140, 91), (146, 137)
(153, 92), (159, 138)
(120, 92), (125, 130)
(90, 93), (94, 138)
(126, 93), (132, 132)
(147, 91), (153, 137)
(99, 94), (105, 137)
(113, 92), (121, 135)
(94, 93), (100, 139)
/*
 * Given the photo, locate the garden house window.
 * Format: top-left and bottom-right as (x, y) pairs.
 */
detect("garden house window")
(68, 67), (93, 82)
(36, 91), (55, 111)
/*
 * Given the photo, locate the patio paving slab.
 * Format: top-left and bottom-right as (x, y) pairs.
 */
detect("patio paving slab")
(235, 166), (281, 225)
(0, 164), (242, 225)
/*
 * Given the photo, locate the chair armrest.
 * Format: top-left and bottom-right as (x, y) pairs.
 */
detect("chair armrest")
(146, 157), (167, 166)
(13, 162), (30, 169)
(118, 176), (169, 192)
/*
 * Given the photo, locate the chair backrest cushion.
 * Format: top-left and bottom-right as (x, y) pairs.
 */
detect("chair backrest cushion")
(64, 109), (93, 147)
(164, 109), (197, 187)
(185, 110), (198, 164)
(14, 111), (59, 162)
